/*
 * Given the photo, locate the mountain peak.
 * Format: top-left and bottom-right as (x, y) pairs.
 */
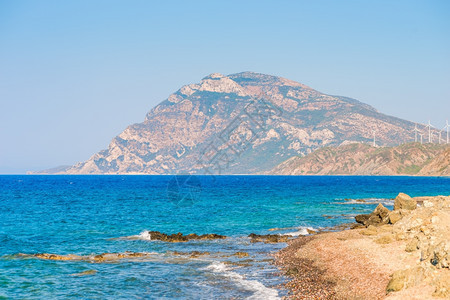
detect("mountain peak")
(35, 72), (417, 174)
(201, 73), (225, 80)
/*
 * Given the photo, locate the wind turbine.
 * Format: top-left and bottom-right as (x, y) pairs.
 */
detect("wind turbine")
(443, 120), (450, 144)
(413, 124), (421, 143)
(425, 121), (434, 143)
(418, 133), (424, 144)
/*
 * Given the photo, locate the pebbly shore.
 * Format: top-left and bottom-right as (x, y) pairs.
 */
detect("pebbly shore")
(275, 193), (450, 299)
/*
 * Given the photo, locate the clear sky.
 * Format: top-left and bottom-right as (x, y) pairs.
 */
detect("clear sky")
(1, 0), (449, 174)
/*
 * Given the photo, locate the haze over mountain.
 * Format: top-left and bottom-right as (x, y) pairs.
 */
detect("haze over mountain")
(36, 72), (422, 174)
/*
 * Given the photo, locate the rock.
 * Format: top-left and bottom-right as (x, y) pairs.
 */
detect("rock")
(386, 266), (426, 292)
(355, 203), (390, 227)
(405, 237), (420, 252)
(27, 252), (154, 262)
(70, 270), (97, 276)
(355, 214), (370, 225)
(360, 225), (378, 236)
(233, 252), (249, 258)
(430, 241), (449, 269)
(375, 234), (394, 244)
(389, 210), (402, 224)
(306, 228), (317, 234)
(423, 200), (434, 208)
(146, 231), (226, 242)
(248, 233), (289, 243)
(433, 272), (450, 298)
(394, 193), (417, 210)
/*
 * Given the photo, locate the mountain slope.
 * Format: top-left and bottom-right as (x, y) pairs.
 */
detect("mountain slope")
(38, 72), (422, 174)
(269, 143), (450, 176)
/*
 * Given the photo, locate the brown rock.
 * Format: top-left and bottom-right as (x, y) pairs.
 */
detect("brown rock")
(389, 210), (402, 224)
(433, 272), (450, 298)
(375, 234), (394, 245)
(405, 237), (420, 252)
(233, 252), (249, 258)
(355, 203), (390, 227)
(360, 225), (378, 236)
(147, 231), (226, 242)
(394, 193), (417, 210)
(248, 233), (289, 243)
(386, 266), (425, 292)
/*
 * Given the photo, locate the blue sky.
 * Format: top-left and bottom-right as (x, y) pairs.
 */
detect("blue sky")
(0, 0), (449, 173)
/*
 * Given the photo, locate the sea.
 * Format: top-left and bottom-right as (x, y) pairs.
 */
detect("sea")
(0, 175), (449, 299)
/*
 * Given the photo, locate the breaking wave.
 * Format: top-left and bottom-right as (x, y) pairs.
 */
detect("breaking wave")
(204, 261), (280, 300)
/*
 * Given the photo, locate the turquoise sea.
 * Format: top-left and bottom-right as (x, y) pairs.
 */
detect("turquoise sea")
(1, 175), (449, 299)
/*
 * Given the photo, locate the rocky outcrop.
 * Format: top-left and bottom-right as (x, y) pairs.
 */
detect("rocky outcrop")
(382, 194), (450, 297)
(270, 143), (450, 176)
(34, 72), (420, 175)
(144, 231), (226, 242)
(394, 193), (417, 210)
(20, 252), (155, 262)
(355, 203), (391, 227)
(248, 233), (289, 243)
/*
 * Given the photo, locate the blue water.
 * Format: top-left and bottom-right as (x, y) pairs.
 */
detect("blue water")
(0, 175), (449, 299)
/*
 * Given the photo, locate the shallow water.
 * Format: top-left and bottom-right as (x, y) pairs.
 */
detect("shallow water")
(0, 175), (448, 299)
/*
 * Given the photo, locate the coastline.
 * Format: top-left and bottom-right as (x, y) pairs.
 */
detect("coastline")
(275, 194), (450, 299)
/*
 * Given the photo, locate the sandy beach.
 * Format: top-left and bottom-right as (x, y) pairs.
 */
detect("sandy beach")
(276, 193), (450, 299)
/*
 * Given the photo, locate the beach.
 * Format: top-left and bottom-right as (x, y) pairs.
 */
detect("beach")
(275, 194), (450, 299)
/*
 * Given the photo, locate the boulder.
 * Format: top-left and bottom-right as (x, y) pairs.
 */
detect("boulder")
(394, 193), (417, 210)
(355, 203), (390, 227)
(389, 210), (402, 224)
(355, 214), (370, 225)
(386, 266), (425, 292)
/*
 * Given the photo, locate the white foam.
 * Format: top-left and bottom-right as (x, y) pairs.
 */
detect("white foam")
(283, 226), (316, 237)
(137, 230), (152, 240)
(204, 262), (280, 300)
(116, 230), (152, 241)
(334, 198), (393, 206)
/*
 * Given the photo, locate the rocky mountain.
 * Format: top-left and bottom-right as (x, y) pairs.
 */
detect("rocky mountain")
(269, 143), (450, 176)
(38, 72), (423, 174)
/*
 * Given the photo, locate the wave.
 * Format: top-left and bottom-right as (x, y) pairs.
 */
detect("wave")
(113, 230), (153, 241)
(204, 261), (280, 300)
(333, 198), (393, 206)
(283, 226), (317, 237)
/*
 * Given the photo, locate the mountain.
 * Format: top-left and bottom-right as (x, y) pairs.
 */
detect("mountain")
(37, 72), (423, 174)
(269, 143), (450, 176)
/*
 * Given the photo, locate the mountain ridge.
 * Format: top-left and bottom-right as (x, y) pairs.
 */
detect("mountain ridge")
(269, 143), (450, 176)
(33, 72), (424, 174)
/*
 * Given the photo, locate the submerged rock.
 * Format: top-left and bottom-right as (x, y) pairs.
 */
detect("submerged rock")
(248, 233), (289, 243)
(21, 252), (155, 262)
(70, 270), (97, 276)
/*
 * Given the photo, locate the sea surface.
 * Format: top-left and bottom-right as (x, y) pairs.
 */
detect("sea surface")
(0, 175), (449, 299)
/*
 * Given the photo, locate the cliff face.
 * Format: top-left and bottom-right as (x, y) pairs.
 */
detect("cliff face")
(40, 72), (421, 174)
(270, 143), (450, 176)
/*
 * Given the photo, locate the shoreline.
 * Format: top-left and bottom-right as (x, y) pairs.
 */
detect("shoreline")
(274, 193), (450, 299)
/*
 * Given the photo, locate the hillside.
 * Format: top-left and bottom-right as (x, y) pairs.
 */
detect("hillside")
(270, 143), (450, 176)
(35, 72), (423, 174)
